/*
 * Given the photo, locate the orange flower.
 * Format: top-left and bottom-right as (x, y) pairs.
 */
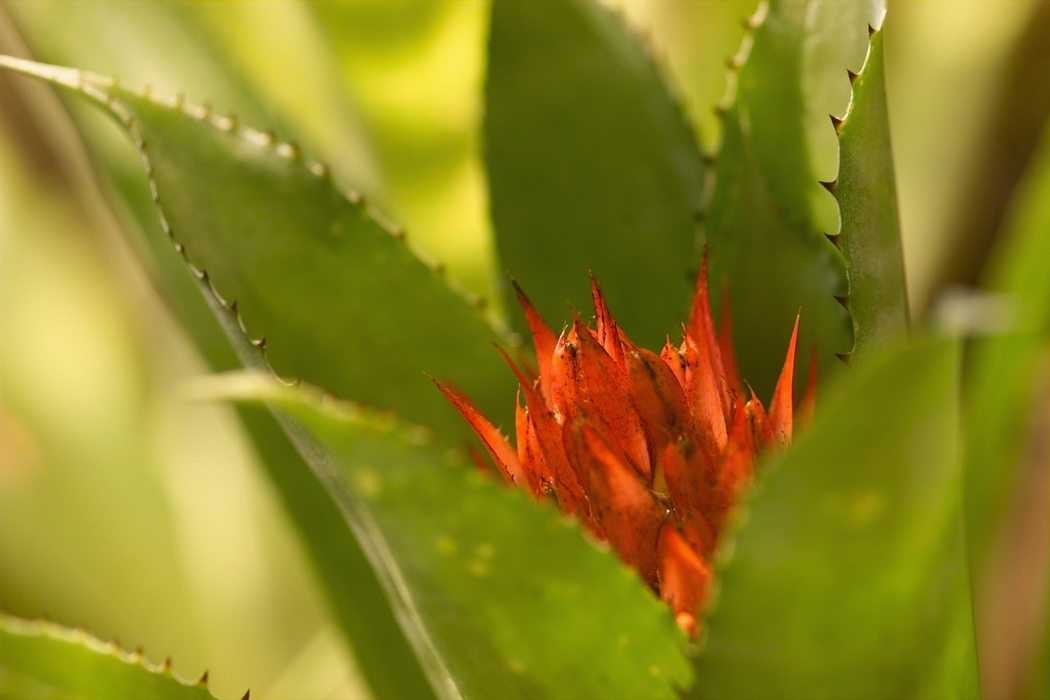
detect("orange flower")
(435, 260), (809, 637)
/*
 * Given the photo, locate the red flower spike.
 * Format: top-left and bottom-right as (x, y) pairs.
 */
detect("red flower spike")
(662, 441), (719, 558)
(681, 333), (728, 456)
(661, 338), (687, 389)
(513, 393), (542, 494)
(590, 275), (628, 371)
(512, 280), (559, 407)
(707, 399), (757, 533)
(626, 348), (692, 463)
(432, 379), (526, 487)
(437, 273), (805, 638)
(571, 315), (652, 480)
(688, 254), (733, 423)
(770, 314), (799, 448)
(550, 330), (581, 422)
(657, 521), (713, 636)
(496, 346), (589, 514)
(580, 425), (664, 588)
(746, 387), (776, 455)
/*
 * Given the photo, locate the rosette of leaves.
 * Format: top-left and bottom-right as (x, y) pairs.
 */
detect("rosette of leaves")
(3, 0), (1050, 698)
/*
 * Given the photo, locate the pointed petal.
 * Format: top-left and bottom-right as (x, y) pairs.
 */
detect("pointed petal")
(661, 442), (719, 558)
(512, 279), (558, 407)
(687, 253), (733, 422)
(657, 521), (713, 638)
(682, 333), (728, 454)
(746, 387), (776, 455)
(433, 379), (525, 486)
(572, 316), (652, 479)
(706, 398), (756, 533)
(770, 314), (799, 448)
(661, 338), (687, 390)
(496, 346), (588, 513)
(590, 274), (627, 370)
(514, 392), (543, 494)
(686, 250), (710, 342)
(549, 329), (580, 422)
(581, 425), (664, 588)
(626, 347), (692, 462)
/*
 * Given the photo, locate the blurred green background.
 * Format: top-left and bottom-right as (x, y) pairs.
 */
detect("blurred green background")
(0, 2), (1041, 698)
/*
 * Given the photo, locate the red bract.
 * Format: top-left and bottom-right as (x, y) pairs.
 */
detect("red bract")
(434, 261), (806, 637)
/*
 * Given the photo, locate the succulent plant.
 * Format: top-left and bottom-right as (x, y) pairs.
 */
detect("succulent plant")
(1, 1), (1049, 699)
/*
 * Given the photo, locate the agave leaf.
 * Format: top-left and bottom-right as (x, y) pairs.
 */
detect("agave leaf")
(484, 0), (707, 350)
(0, 54), (457, 699)
(0, 56), (516, 441)
(691, 335), (979, 699)
(964, 123), (1050, 575)
(195, 368), (692, 700)
(705, 0), (885, 398)
(831, 30), (908, 363)
(0, 614), (222, 700)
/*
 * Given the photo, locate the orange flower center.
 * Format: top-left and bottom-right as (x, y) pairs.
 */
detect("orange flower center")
(436, 261), (809, 636)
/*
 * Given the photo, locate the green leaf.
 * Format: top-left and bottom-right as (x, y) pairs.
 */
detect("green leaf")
(0, 55), (517, 445)
(705, 0), (883, 397)
(0, 55), (447, 699)
(197, 370), (693, 700)
(832, 30), (908, 363)
(484, 0), (707, 350)
(964, 122), (1050, 573)
(0, 614), (222, 700)
(692, 336), (980, 699)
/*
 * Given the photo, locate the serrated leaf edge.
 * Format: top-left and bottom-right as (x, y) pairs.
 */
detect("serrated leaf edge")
(816, 23), (886, 362)
(699, 0), (858, 363)
(0, 55), (521, 395)
(0, 612), (230, 698)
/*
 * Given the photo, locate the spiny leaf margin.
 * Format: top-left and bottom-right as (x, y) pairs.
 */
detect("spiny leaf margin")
(0, 613), (225, 700)
(0, 54), (518, 442)
(824, 27), (908, 363)
(701, 0), (883, 397)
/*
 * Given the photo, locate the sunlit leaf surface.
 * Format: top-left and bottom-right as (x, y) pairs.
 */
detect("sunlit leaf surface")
(485, 0), (706, 350)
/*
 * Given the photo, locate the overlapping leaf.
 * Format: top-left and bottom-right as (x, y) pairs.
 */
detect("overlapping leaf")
(831, 31), (909, 363)
(704, 0), (884, 397)
(0, 614), (222, 700)
(485, 0), (706, 350)
(241, 382), (693, 700)
(692, 336), (979, 699)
